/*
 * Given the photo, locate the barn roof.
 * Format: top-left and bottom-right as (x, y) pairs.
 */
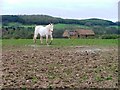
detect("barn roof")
(63, 29), (95, 37)
(76, 29), (95, 35)
(69, 31), (78, 36)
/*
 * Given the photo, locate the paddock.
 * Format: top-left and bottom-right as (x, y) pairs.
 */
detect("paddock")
(1, 39), (118, 88)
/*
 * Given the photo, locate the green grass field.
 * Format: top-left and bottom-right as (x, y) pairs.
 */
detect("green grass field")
(3, 23), (91, 29)
(2, 39), (118, 47)
(54, 24), (91, 29)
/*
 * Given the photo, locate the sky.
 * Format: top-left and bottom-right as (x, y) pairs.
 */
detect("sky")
(1, 0), (119, 22)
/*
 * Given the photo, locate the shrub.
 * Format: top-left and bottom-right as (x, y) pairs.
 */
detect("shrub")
(101, 35), (119, 39)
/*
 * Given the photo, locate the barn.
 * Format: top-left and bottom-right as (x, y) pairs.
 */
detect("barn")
(63, 29), (95, 38)
(76, 29), (95, 38)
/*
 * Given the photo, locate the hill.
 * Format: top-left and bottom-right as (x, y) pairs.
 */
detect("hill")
(2, 15), (116, 26)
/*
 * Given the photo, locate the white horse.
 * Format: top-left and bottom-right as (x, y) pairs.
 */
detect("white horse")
(33, 24), (54, 45)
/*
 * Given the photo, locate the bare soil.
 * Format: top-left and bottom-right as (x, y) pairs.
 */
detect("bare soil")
(1, 46), (118, 88)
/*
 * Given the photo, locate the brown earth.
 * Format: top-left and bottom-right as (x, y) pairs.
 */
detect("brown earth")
(1, 46), (118, 88)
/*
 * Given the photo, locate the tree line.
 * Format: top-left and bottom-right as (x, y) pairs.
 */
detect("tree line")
(2, 25), (119, 39)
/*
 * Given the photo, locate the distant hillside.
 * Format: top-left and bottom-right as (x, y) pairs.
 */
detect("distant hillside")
(2, 15), (116, 26)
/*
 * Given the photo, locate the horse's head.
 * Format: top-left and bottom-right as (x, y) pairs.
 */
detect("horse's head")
(49, 23), (53, 32)
(46, 23), (54, 34)
(46, 24), (53, 35)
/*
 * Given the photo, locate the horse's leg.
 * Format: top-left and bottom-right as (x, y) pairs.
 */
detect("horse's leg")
(49, 35), (53, 45)
(50, 35), (53, 41)
(33, 36), (36, 44)
(40, 36), (43, 44)
(46, 35), (49, 45)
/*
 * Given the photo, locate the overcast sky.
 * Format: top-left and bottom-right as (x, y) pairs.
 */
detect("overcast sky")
(1, 0), (119, 22)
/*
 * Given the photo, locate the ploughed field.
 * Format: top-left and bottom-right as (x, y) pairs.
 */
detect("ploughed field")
(1, 39), (118, 88)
